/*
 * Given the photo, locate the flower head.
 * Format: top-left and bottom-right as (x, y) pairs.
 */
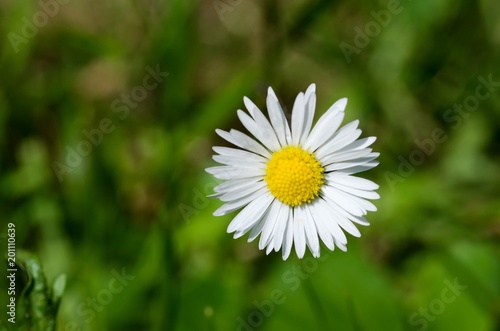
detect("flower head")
(207, 84), (379, 260)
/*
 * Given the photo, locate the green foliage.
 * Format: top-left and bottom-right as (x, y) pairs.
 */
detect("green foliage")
(0, 0), (499, 330)
(1, 252), (65, 331)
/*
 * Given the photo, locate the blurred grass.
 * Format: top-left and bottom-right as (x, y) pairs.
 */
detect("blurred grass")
(0, 0), (499, 330)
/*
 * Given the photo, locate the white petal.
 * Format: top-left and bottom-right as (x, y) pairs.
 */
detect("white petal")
(325, 172), (379, 191)
(216, 129), (240, 146)
(328, 199), (372, 227)
(229, 130), (272, 158)
(273, 202), (290, 252)
(327, 182), (380, 200)
(303, 98), (346, 152)
(243, 96), (260, 118)
(205, 166), (265, 180)
(213, 178), (259, 194)
(304, 83), (316, 102)
(337, 220), (361, 238)
(325, 153), (380, 174)
(213, 146), (268, 163)
(319, 129), (362, 158)
(324, 154), (379, 172)
(335, 241), (348, 251)
(315, 121), (360, 159)
(218, 181), (267, 202)
(259, 200), (282, 249)
(291, 92), (305, 145)
(315, 199), (347, 245)
(325, 184), (377, 215)
(336, 161), (379, 174)
(247, 216), (266, 242)
(348, 215), (370, 226)
(213, 154), (266, 169)
(299, 84), (317, 145)
(344, 192), (377, 212)
(266, 243), (274, 255)
(293, 207), (306, 258)
(235, 197), (278, 239)
(321, 198), (361, 237)
(336, 136), (376, 153)
(303, 205), (320, 257)
(321, 148), (373, 166)
(227, 192), (273, 233)
(244, 98), (283, 149)
(231, 205), (272, 239)
(267, 87), (292, 147)
(210, 178), (260, 198)
(321, 185), (364, 217)
(216, 129), (271, 158)
(237, 109), (281, 151)
(213, 186), (268, 216)
(282, 214), (294, 260)
(309, 203), (335, 251)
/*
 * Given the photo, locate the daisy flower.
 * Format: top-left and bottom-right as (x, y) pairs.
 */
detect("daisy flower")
(206, 84), (379, 260)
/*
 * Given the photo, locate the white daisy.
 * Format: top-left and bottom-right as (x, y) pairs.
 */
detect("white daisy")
(206, 84), (379, 260)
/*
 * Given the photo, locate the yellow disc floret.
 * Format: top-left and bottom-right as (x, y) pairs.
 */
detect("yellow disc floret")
(265, 146), (324, 207)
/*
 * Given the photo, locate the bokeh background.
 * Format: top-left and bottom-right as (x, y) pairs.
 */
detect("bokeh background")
(1, 0), (500, 330)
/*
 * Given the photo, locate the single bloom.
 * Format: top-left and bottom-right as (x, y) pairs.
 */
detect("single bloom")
(206, 84), (379, 260)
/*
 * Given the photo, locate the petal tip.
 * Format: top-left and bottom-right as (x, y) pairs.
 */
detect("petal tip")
(267, 86), (277, 98)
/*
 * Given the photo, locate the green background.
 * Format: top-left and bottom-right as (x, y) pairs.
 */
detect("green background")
(1, 0), (499, 330)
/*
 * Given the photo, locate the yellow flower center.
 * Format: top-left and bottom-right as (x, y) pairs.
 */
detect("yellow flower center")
(265, 146), (324, 207)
